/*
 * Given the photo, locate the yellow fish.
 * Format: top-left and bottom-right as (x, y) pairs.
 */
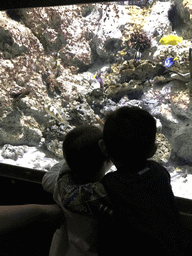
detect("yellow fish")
(159, 35), (183, 46)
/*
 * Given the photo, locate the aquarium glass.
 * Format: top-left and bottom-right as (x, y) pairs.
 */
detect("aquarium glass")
(0, 0), (192, 199)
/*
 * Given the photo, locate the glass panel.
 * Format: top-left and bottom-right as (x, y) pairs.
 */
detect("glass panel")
(0, 0), (192, 199)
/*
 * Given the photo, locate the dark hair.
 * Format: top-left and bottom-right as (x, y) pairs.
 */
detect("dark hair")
(103, 107), (156, 165)
(63, 125), (108, 182)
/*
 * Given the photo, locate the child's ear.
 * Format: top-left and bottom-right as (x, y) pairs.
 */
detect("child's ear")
(98, 139), (109, 157)
(148, 143), (157, 158)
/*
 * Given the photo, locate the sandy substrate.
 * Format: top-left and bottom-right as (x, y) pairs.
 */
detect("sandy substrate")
(0, 146), (59, 171)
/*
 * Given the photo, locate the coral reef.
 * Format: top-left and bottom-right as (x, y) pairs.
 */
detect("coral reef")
(128, 28), (151, 52)
(0, 1), (192, 174)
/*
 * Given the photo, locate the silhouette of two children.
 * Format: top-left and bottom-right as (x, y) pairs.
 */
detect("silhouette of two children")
(43, 106), (189, 256)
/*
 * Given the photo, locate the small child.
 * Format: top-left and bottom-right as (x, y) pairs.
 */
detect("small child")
(57, 106), (189, 256)
(42, 125), (112, 256)
(99, 106), (189, 256)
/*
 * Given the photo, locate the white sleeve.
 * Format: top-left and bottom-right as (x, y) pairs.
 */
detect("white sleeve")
(42, 160), (66, 205)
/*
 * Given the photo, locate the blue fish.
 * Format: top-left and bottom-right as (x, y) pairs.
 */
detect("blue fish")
(164, 57), (178, 68)
(135, 51), (142, 62)
(93, 75), (104, 89)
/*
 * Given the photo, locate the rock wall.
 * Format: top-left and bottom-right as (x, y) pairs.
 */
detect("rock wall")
(173, 0), (192, 39)
(1, 2), (192, 175)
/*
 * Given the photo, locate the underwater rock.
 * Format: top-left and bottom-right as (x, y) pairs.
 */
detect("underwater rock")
(81, 4), (95, 17)
(159, 103), (179, 125)
(90, 4), (129, 63)
(152, 76), (169, 84)
(151, 133), (171, 164)
(0, 11), (43, 58)
(105, 60), (166, 88)
(66, 100), (98, 126)
(170, 81), (190, 111)
(97, 98), (117, 117)
(21, 6), (92, 69)
(168, 4), (184, 32)
(21, 126), (42, 146)
(119, 60), (166, 82)
(55, 70), (91, 101)
(105, 80), (143, 103)
(44, 104), (69, 124)
(43, 122), (71, 144)
(118, 96), (143, 109)
(0, 110), (42, 146)
(43, 98), (106, 158)
(0, 110), (23, 146)
(0, 12), (45, 113)
(101, 98), (117, 111)
(143, 1), (172, 47)
(85, 88), (106, 115)
(171, 124), (192, 165)
(43, 96), (104, 157)
(174, 0), (192, 24)
(174, 0), (192, 38)
(91, 79), (102, 90)
(143, 80), (190, 122)
(170, 72), (190, 82)
(0, 27), (28, 57)
(1, 144), (28, 161)
(19, 4), (128, 70)
(45, 139), (63, 159)
(6, 9), (23, 22)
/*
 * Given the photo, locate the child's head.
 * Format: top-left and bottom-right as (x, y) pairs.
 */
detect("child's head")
(102, 106), (157, 169)
(63, 125), (110, 183)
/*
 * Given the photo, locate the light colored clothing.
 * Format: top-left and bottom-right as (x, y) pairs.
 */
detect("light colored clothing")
(57, 164), (112, 217)
(49, 209), (99, 256)
(42, 160), (106, 256)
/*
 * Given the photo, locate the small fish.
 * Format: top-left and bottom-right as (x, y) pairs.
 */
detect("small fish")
(159, 35), (183, 46)
(153, 29), (159, 38)
(93, 75), (104, 89)
(54, 52), (59, 58)
(134, 51), (142, 62)
(164, 57), (178, 68)
(44, 104), (69, 124)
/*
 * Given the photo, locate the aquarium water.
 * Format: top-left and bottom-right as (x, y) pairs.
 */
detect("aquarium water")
(1, 0), (192, 199)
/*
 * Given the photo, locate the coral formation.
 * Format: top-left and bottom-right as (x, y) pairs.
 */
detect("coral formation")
(128, 28), (151, 52)
(1, 144), (28, 160)
(0, 1), (192, 176)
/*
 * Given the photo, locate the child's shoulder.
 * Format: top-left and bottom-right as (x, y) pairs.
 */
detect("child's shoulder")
(101, 160), (170, 183)
(147, 160), (170, 179)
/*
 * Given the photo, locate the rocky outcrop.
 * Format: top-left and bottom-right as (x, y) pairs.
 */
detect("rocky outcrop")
(0, 109), (42, 146)
(171, 124), (192, 165)
(19, 4), (129, 70)
(1, 144), (28, 160)
(143, 1), (172, 44)
(174, 0), (192, 39)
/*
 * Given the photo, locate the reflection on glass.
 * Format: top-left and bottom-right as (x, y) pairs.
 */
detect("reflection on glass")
(0, 0), (192, 199)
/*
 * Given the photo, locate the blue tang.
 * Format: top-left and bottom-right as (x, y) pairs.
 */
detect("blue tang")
(164, 57), (178, 68)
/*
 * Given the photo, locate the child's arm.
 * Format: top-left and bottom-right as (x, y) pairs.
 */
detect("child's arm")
(42, 161), (64, 194)
(57, 163), (113, 218)
(42, 160), (66, 206)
